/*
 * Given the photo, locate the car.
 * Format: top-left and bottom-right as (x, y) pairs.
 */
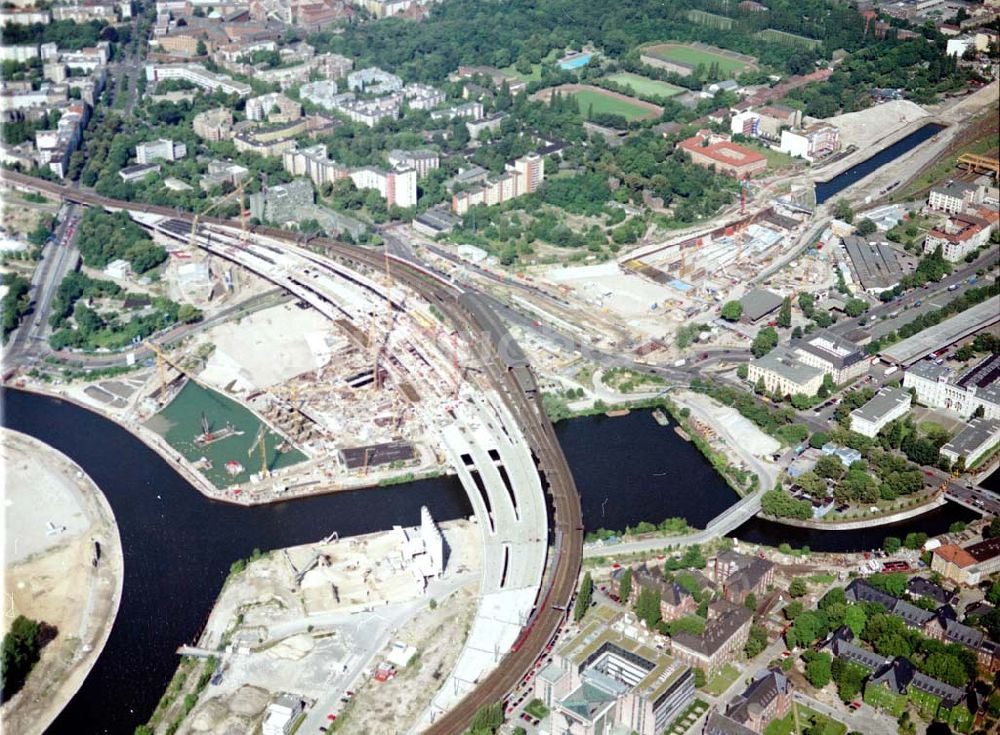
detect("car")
(924, 470), (934, 477)
(781, 651), (791, 658)
(850, 701), (862, 710)
(327, 714), (337, 721)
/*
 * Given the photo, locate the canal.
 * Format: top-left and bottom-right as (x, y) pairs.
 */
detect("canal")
(0, 390), (978, 734)
(815, 123), (945, 204)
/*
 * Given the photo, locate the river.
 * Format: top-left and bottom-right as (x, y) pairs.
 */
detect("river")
(815, 123), (946, 204)
(0, 390), (978, 733)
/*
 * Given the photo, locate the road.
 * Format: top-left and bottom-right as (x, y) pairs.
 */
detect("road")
(3, 204), (81, 370)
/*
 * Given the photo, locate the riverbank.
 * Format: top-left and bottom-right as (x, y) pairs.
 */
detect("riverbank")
(8, 382), (453, 507)
(760, 495), (948, 531)
(1, 430), (124, 735)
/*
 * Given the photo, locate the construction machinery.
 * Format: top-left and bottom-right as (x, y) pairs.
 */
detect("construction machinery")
(187, 180), (250, 252)
(248, 423), (270, 479)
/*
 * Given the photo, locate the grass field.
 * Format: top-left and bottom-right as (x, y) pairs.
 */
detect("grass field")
(643, 43), (753, 75)
(702, 664), (741, 696)
(763, 705), (847, 735)
(604, 72), (685, 100)
(756, 28), (822, 49)
(574, 89), (653, 120)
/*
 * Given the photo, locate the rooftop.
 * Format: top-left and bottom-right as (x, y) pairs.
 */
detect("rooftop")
(795, 329), (865, 369)
(941, 418), (1000, 460)
(850, 386), (911, 424)
(739, 288), (783, 321)
(752, 346), (824, 386)
(881, 295), (1000, 366)
(843, 235), (903, 291)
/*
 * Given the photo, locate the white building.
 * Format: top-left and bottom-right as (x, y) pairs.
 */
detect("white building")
(779, 124), (840, 162)
(928, 182), (983, 215)
(387, 149), (439, 178)
(144, 63), (252, 97)
(346, 67), (402, 94)
(747, 346), (824, 397)
(849, 386), (912, 438)
(136, 138), (186, 164)
(245, 92), (302, 123)
(923, 213), (992, 262)
(282, 144), (348, 187)
(262, 693), (303, 735)
(348, 165), (417, 208)
(792, 330), (869, 385)
(391, 505), (444, 590)
(940, 418), (1000, 468)
(403, 82), (446, 110)
(903, 355), (1000, 420)
(451, 153), (542, 215)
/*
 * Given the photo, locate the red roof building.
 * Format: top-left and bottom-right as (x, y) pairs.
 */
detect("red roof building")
(678, 133), (768, 178)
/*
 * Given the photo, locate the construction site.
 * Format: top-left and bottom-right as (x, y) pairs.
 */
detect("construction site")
(159, 512), (482, 735)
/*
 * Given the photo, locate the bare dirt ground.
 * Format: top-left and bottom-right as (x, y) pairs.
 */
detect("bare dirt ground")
(1, 429), (123, 735)
(338, 580), (479, 735)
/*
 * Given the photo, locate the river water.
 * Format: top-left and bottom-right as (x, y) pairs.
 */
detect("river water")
(814, 123), (946, 204)
(0, 390), (977, 733)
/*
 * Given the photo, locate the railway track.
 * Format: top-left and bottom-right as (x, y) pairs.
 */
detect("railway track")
(2, 171), (584, 734)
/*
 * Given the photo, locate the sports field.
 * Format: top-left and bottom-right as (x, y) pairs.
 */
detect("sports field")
(642, 43), (755, 76)
(603, 72), (685, 100)
(534, 84), (664, 121)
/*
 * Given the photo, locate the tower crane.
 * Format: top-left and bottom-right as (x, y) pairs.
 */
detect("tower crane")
(248, 423), (269, 479)
(187, 180), (249, 251)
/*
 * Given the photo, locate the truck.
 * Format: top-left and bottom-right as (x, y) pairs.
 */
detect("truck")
(673, 359), (686, 367)
(884, 365), (898, 376)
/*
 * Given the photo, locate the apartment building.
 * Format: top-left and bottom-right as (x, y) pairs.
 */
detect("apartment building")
(348, 166), (417, 208)
(779, 123), (840, 162)
(387, 149), (439, 178)
(245, 92), (302, 123)
(136, 138), (186, 164)
(923, 212), (992, 262)
(711, 551), (774, 606)
(451, 154), (542, 215)
(928, 182), (984, 215)
(144, 63), (252, 96)
(283, 144), (348, 187)
(193, 107), (234, 141)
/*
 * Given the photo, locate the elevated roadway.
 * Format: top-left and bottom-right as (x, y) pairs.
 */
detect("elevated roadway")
(0, 171), (583, 735)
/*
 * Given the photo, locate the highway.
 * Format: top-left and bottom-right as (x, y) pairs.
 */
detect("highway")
(0, 171), (584, 735)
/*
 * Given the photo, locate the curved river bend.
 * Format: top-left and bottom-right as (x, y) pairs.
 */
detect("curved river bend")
(0, 391), (976, 734)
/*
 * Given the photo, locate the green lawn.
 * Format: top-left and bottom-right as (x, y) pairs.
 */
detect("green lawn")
(603, 72), (685, 100)
(666, 699), (710, 735)
(644, 44), (750, 76)
(703, 664), (741, 696)
(763, 705), (847, 735)
(573, 89), (654, 121)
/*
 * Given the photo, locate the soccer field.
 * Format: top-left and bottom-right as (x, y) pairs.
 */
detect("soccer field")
(572, 89), (657, 121)
(604, 73), (685, 100)
(644, 44), (753, 76)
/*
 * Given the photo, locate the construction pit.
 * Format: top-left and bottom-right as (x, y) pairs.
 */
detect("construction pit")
(176, 517), (481, 735)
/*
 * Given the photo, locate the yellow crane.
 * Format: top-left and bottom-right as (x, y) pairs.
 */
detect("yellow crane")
(248, 423), (269, 479)
(145, 340), (174, 404)
(187, 180), (249, 251)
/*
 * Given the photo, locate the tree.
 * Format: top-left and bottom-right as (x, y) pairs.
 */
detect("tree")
(844, 606), (867, 637)
(789, 578), (808, 598)
(721, 300), (743, 321)
(1, 615), (55, 701)
(737, 363), (749, 380)
(856, 218), (877, 236)
(751, 327), (779, 358)
(809, 432), (830, 449)
(635, 587), (662, 629)
(986, 579), (1000, 606)
(834, 199), (853, 224)
(618, 567), (633, 604)
(777, 296), (792, 328)
(745, 592), (757, 611)
(806, 652), (833, 688)
(573, 572), (593, 622)
(693, 667), (707, 688)
(814, 455), (845, 480)
(784, 600), (804, 621)
(844, 298), (869, 318)
(819, 587), (846, 610)
(883, 536), (902, 554)
(196, 39), (207, 56)
(745, 625), (768, 658)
